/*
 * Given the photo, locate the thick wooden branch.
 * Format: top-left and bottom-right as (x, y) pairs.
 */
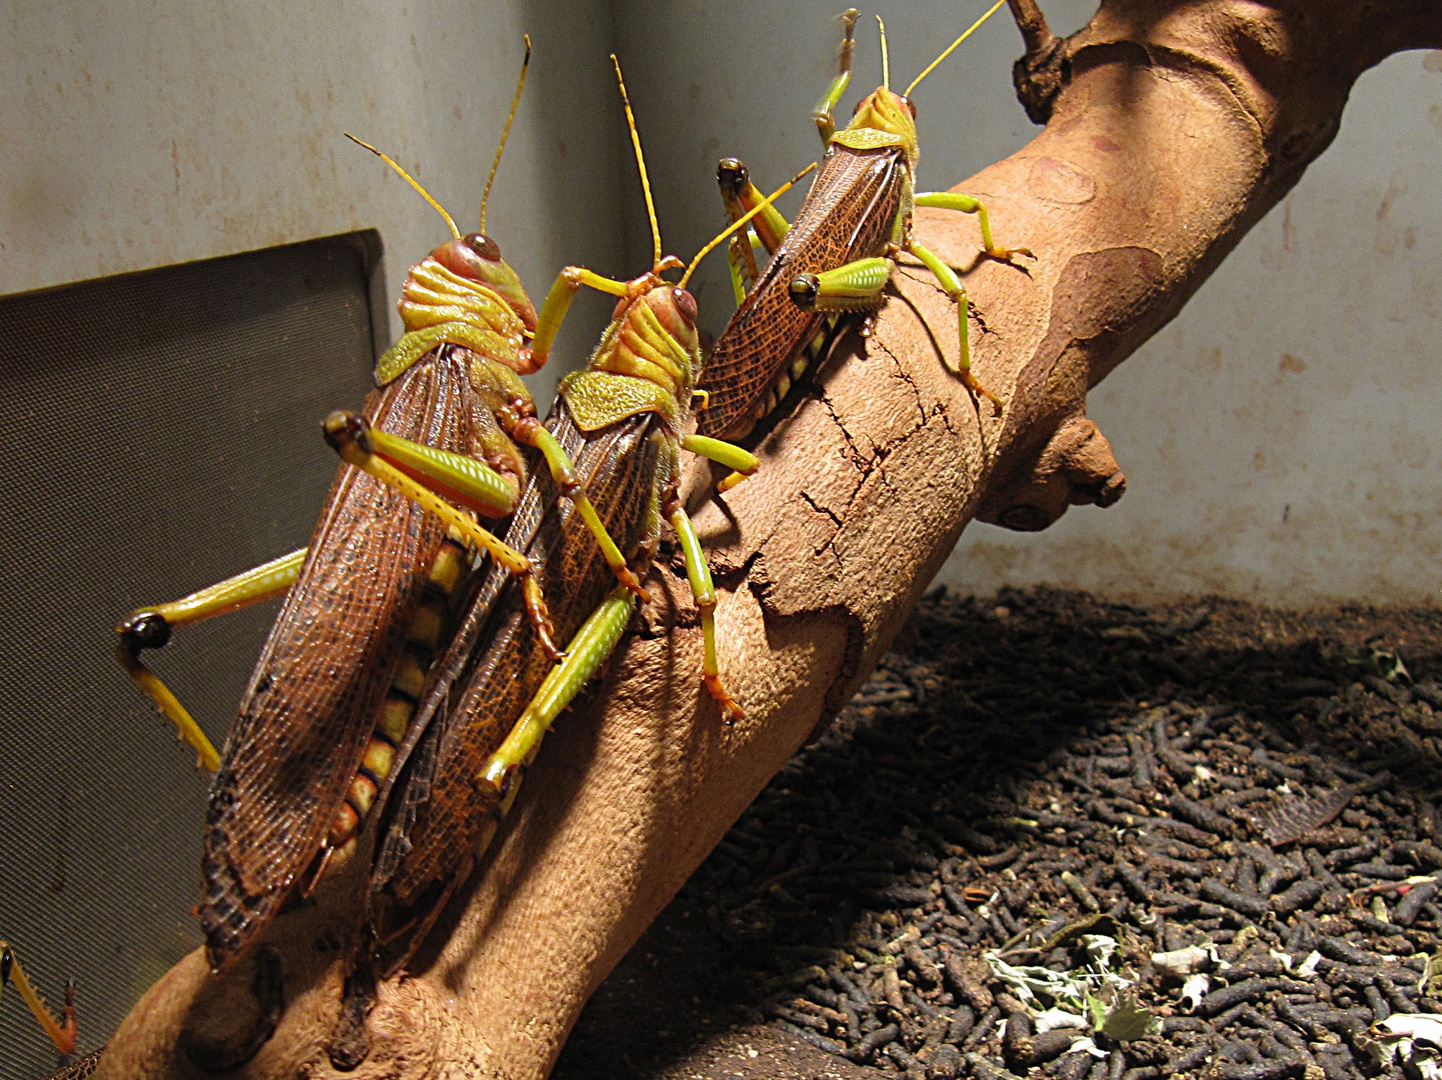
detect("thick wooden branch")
(95, 3), (1442, 1078)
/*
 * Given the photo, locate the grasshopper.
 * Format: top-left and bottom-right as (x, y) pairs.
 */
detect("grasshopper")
(323, 58), (805, 970)
(698, 1), (1028, 447)
(113, 41), (638, 973)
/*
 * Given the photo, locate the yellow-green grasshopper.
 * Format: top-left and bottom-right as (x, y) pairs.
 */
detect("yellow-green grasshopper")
(698, 1), (1029, 448)
(323, 58), (811, 969)
(113, 41), (641, 973)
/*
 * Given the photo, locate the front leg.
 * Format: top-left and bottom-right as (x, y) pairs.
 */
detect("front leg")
(668, 504), (743, 723)
(813, 8), (860, 144)
(681, 432), (759, 495)
(914, 191), (1034, 264)
(522, 266), (636, 372)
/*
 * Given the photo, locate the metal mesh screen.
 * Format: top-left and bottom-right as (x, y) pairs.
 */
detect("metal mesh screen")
(0, 233), (381, 1079)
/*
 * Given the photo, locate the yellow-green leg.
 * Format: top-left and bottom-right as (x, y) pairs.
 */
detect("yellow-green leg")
(787, 256), (893, 314)
(717, 158), (794, 302)
(323, 413), (564, 660)
(515, 420), (650, 599)
(913, 191), (1034, 264)
(524, 261), (682, 372)
(361, 421), (517, 518)
(669, 506), (744, 723)
(328, 409), (646, 601)
(478, 586), (639, 800)
(814, 8), (860, 144)
(117, 547), (305, 770)
(682, 433), (760, 495)
(1, 941), (77, 1056)
(906, 239), (1002, 410)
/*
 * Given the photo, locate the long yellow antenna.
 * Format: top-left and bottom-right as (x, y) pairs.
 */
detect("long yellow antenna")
(610, 54), (663, 270)
(480, 35), (531, 234)
(680, 162), (818, 289)
(345, 133), (461, 240)
(904, 0), (1007, 97)
(877, 15), (890, 92)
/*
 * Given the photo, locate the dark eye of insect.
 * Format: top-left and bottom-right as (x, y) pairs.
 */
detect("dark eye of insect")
(673, 288), (697, 324)
(464, 232), (502, 261)
(899, 95), (917, 118)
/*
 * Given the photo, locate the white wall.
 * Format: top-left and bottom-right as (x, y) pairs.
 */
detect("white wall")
(5, 0), (1438, 608)
(0, 0), (629, 403)
(941, 48), (1442, 605)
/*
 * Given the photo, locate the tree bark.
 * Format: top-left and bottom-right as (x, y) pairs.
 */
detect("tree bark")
(94, 3), (1442, 1078)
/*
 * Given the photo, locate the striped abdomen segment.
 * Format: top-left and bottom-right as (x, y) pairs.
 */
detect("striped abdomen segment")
(322, 532), (476, 866)
(374, 410), (661, 960)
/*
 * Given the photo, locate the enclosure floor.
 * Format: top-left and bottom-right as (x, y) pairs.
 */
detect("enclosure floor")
(553, 586), (1442, 1080)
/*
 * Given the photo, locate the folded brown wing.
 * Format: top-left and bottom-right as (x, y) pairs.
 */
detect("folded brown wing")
(371, 401), (662, 959)
(697, 144), (906, 440)
(200, 347), (478, 971)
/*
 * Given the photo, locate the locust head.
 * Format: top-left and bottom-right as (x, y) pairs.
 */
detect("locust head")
(834, 87), (919, 175)
(590, 277), (700, 403)
(429, 232), (538, 334)
(645, 282), (702, 390)
(387, 231), (540, 380)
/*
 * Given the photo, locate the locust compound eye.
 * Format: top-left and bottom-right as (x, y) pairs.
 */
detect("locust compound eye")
(464, 232), (502, 261)
(433, 237), (491, 281)
(898, 94), (917, 118)
(788, 274), (820, 310)
(673, 287), (698, 324)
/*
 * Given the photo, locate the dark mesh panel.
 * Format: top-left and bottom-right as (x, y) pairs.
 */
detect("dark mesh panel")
(0, 233), (381, 1079)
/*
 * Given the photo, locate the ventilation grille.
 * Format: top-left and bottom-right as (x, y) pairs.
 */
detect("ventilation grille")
(0, 233), (381, 1079)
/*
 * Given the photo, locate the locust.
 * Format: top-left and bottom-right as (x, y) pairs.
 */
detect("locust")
(113, 41), (638, 973)
(698, 0), (1029, 449)
(323, 57), (806, 970)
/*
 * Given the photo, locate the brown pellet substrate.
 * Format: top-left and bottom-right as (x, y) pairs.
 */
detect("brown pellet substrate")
(552, 587), (1442, 1080)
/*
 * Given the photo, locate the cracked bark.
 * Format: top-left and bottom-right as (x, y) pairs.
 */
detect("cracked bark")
(95, 3), (1442, 1079)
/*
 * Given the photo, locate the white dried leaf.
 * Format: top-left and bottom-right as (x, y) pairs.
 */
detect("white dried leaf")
(1365, 1013), (1442, 1079)
(1181, 973), (1210, 1012)
(1067, 1036), (1108, 1060)
(1034, 1009), (1089, 1033)
(1151, 946), (1210, 977)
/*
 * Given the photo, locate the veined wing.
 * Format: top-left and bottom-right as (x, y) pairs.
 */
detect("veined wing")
(200, 348), (478, 970)
(697, 145), (906, 440)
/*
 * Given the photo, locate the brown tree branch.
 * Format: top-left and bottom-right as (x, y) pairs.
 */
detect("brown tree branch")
(94, 3), (1442, 1078)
